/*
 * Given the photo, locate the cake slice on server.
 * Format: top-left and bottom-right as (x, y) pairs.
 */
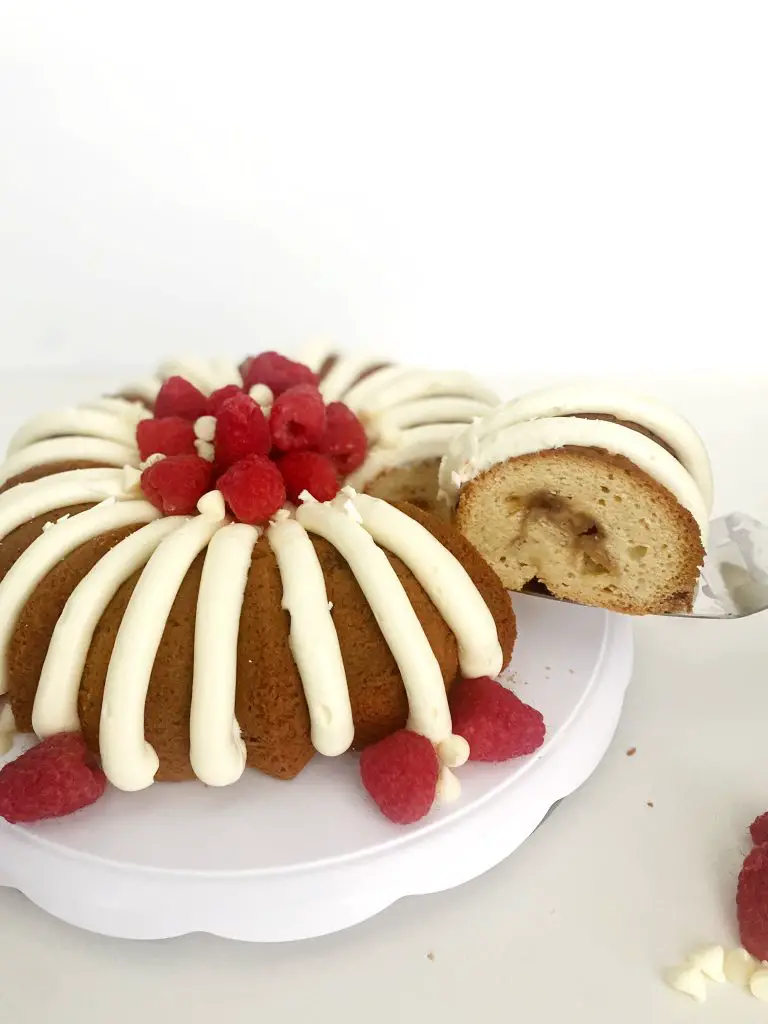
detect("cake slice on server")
(439, 384), (712, 615)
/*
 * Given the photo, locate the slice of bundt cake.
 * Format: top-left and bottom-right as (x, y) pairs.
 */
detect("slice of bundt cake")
(440, 384), (711, 615)
(0, 349), (526, 827)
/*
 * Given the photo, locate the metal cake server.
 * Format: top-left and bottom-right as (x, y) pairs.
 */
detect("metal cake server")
(526, 511), (768, 620)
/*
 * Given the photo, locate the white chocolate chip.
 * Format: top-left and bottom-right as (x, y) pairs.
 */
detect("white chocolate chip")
(435, 765), (461, 805)
(197, 490), (227, 522)
(249, 384), (274, 409)
(437, 734), (470, 769)
(724, 947), (758, 986)
(194, 439), (215, 462)
(750, 968), (768, 1001)
(194, 415), (217, 442)
(666, 965), (707, 1002)
(272, 508), (292, 524)
(688, 945), (725, 983)
(298, 489), (318, 505)
(140, 452), (166, 471)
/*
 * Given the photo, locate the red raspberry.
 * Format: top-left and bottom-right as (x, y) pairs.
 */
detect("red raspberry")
(154, 376), (209, 421)
(141, 454), (213, 516)
(751, 812), (768, 847)
(240, 351), (318, 396)
(0, 733), (106, 824)
(136, 416), (196, 460)
(449, 677), (546, 762)
(269, 384), (326, 453)
(360, 729), (439, 824)
(217, 454), (286, 524)
(208, 384), (244, 415)
(277, 451), (339, 504)
(320, 401), (368, 475)
(214, 393), (271, 468)
(738, 844), (768, 960)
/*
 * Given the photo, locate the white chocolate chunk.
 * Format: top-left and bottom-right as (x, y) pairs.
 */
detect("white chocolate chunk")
(688, 944), (725, 983)
(140, 452), (166, 470)
(249, 384), (274, 408)
(750, 968), (768, 1001)
(195, 439), (215, 462)
(666, 965), (707, 1002)
(724, 947), (758, 986)
(197, 490), (227, 522)
(194, 415), (217, 442)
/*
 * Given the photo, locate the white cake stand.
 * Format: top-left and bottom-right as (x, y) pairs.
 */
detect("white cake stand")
(0, 594), (632, 942)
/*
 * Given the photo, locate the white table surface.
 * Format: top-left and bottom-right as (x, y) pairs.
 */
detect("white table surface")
(0, 370), (766, 1024)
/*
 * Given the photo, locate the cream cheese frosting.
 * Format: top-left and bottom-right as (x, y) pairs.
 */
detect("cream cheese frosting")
(445, 383), (714, 513)
(441, 415), (710, 543)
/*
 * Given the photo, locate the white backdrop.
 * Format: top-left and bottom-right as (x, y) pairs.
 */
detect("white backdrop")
(0, 1), (766, 374)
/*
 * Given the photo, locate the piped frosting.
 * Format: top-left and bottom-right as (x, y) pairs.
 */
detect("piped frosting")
(440, 414), (710, 542)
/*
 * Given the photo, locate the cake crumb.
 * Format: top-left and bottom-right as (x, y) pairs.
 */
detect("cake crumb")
(427, 951), (435, 962)
(626, 747), (637, 757)
(647, 801), (654, 808)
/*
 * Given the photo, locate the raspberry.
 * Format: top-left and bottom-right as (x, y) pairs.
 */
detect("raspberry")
(214, 393), (271, 468)
(269, 384), (326, 453)
(751, 812), (768, 847)
(0, 733), (106, 824)
(360, 729), (439, 824)
(141, 454), (213, 515)
(320, 401), (368, 475)
(207, 384), (243, 415)
(449, 677), (546, 762)
(738, 844), (768, 960)
(277, 451), (340, 504)
(217, 454), (286, 524)
(136, 417), (196, 460)
(240, 351), (318, 396)
(154, 376), (209, 421)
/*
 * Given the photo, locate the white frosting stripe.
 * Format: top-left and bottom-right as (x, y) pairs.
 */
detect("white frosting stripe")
(32, 517), (186, 738)
(0, 468), (128, 543)
(159, 358), (220, 395)
(298, 339), (336, 374)
(121, 377), (161, 405)
(295, 501), (452, 744)
(267, 515), (354, 757)
(83, 396), (150, 421)
(342, 365), (415, 413)
(444, 416), (710, 542)
(318, 356), (385, 403)
(0, 437), (139, 489)
(351, 493), (503, 678)
(483, 384), (715, 513)
(0, 499), (161, 695)
(358, 370), (499, 418)
(190, 523), (258, 786)
(99, 514), (224, 792)
(8, 408), (141, 454)
(371, 396), (494, 437)
(348, 423), (466, 490)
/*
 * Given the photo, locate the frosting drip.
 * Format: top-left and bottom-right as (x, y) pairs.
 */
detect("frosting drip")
(190, 523), (258, 786)
(267, 514), (354, 756)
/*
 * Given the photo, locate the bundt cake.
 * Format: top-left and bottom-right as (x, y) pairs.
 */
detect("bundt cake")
(440, 384), (711, 615)
(300, 340), (501, 511)
(0, 349), (526, 827)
